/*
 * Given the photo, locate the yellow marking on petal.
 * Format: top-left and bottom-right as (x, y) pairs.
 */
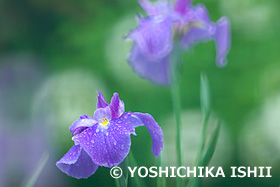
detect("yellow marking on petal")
(174, 21), (204, 38)
(101, 118), (109, 126)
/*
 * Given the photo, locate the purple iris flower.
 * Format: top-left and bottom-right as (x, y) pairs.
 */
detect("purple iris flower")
(127, 0), (231, 85)
(56, 91), (163, 179)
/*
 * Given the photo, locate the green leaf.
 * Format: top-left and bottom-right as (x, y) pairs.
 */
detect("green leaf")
(200, 121), (221, 167)
(200, 73), (211, 116)
(187, 121), (221, 187)
(128, 152), (147, 187)
(119, 156), (129, 187)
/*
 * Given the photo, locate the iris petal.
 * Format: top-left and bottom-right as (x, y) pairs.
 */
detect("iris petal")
(128, 44), (171, 85)
(119, 100), (125, 117)
(96, 92), (125, 120)
(215, 17), (231, 67)
(69, 115), (97, 136)
(125, 112), (163, 157)
(129, 17), (173, 60)
(139, 0), (171, 17)
(181, 5), (214, 49)
(175, 0), (193, 15)
(96, 91), (109, 109)
(73, 119), (135, 167)
(56, 145), (98, 179)
(110, 93), (121, 119)
(94, 106), (112, 123)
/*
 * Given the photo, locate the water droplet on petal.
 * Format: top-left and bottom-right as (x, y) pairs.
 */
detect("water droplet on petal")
(91, 140), (94, 144)
(113, 141), (117, 145)
(96, 129), (100, 133)
(106, 132), (109, 136)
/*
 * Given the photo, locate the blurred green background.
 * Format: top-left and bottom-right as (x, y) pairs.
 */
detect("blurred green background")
(0, 0), (280, 186)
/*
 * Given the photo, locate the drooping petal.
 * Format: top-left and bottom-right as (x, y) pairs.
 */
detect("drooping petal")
(124, 112), (163, 157)
(128, 44), (171, 85)
(73, 119), (135, 167)
(69, 115), (97, 136)
(94, 106), (112, 123)
(214, 17), (231, 67)
(96, 91), (109, 109)
(139, 0), (172, 17)
(129, 17), (173, 61)
(175, 0), (193, 15)
(56, 145), (98, 179)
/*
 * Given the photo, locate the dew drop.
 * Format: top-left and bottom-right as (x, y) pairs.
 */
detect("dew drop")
(91, 140), (94, 144)
(96, 129), (100, 133)
(113, 141), (117, 145)
(106, 132), (109, 136)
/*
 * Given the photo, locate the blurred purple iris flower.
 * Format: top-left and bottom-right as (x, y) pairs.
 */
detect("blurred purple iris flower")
(127, 0), (231, 85)
(56, 91), (163, 179)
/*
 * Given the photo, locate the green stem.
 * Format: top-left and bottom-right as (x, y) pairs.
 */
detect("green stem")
(156, 154), (161, 187)
(119, 156), (128, 187)
(156, 154), (166, 187)
(170, 40), (183, 187)
(171, 81), (182, 187)
(115, 178), (121, 187)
